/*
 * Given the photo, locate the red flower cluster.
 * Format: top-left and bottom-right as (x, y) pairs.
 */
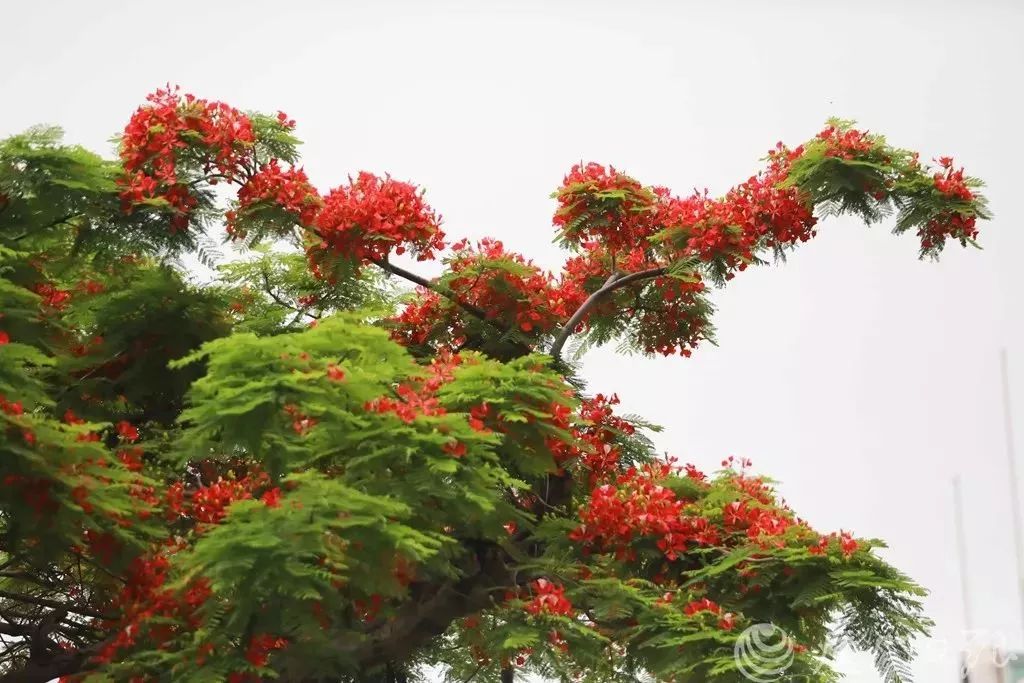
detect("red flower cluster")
(165, 471), (273, 526)
(546, 393), (636, 483)
(553, 163), (657, 253)
(97, 552), (212, 665)
(447, 238), (573, 334)
(919, 157), (979, 251)
(227, 159), (321, 238)
(116, 420), (140, 442)
(570, 463), (720, 561)
(631, 273), (709, 357)
(578, 392), (634, 436)
(118, 446), (144, 472)
(366, 354), (471, 456)
(0, 394), (23, 416)
(555, 248), (611, 323)
(653, 146), (817, 270)
(682, 597), (735, 630)
(809, 530), (859, 557)
(118, 87), (256, 231)
(388, 288), (447, 347)
(933, 157), (975, 201)
(245, 633), (288, 667)
(283, 403), (317, 436)
(556, 243), (664, 325)
(549, 148), (816, 356)
(721, 499), (795, 545)
(35, 282), (72, 310)
(191, 478), (256, 524)
(555, 242), (715, 356)
(3, 475), (57, 514)
(523, 578), (574, 617)
(314, 172), (445, 266)
(816, 124), (876, 159)
(389, 239), (580, 347)
(366, 384), (447, 424)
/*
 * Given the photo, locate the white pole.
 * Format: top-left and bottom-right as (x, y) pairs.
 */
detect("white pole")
(1000, 348), (1024, 643)
(953, 475), (973, 634)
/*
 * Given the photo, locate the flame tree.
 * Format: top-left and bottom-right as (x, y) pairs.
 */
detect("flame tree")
(0, 88), (988, 682)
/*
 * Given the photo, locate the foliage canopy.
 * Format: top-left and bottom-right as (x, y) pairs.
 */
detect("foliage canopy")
(0, 89), (989, 682)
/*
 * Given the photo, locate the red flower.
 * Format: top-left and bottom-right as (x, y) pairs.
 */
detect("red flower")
(71, 486), (93, 514)
(314, 171), (445, 266)
(524, 579), (574, 617)
(326, 364), (346, 382)
(553, 163), (658, 253)
(389, 238), (576, 347)
(468, 402), (490, 432)
(839, 531), (859, 556)
(0, 395), (23, 416)
(283, 404), (317, 435)
(189, 475), (269, 524)
(683, 597), (721, 616)
(276, 111), (296, 129)
(261, 487), (282, 508)
(244, 633), (288, 667)
(443, 440), (467, 458)
(548, 628), (569, 653)
(120, 446), (146, 473)
(571, 462), (719, 561)
(116, 420), (140, 442)
(229, 159), (321, 237)
(117, 87), (257, 232)
(0, 331), (9, 345)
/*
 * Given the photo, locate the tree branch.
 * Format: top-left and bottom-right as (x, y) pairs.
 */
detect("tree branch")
(368, 257), (491, 323)
(323, 542), (521, 676)
(549, 266), (666, 358)
(367, 257), (532, 355)
(6, 213), (78, 242)
(0, 590), (112, 620)
(260, 269), (299, 311)
(259, 269), (317, 324)
(0, 638), (105, 683)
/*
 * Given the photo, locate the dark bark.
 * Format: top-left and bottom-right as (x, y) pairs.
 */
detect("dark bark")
(347, 543), (519, 668)
(0, 638), (105, 683)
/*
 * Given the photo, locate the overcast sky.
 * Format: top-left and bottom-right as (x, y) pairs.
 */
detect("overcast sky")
(4, 1), (1023, 680)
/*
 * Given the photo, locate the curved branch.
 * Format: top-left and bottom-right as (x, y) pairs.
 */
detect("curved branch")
(368, 258), (532, 355)
(549, 266), (667, 358)
(368, 257), (491, 323)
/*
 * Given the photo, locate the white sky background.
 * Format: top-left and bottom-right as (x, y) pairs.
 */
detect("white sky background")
(3, 0), (1023, 680)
